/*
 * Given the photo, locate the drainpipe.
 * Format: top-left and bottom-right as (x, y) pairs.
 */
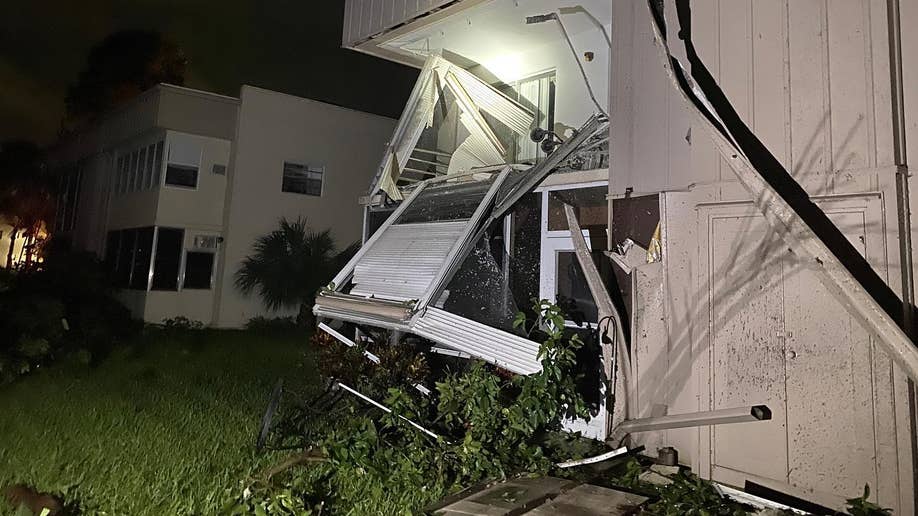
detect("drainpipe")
(886, 0), (918, 504)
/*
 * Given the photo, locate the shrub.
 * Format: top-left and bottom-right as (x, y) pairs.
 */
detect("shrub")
(161, 316), (205, 331)
(0, 242), (139, 383)
(245, 316), (299, 334)
(227, 300), (604, 513)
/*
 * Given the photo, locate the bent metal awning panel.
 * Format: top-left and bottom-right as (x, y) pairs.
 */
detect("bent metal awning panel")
(368, 53), (535, 201)
(350, 221), (469, 301)
(316, 115), (609, 375)
(413, 308), (541, 375)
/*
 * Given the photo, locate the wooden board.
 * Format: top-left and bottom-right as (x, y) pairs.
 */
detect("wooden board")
(525, 484), (649, 515)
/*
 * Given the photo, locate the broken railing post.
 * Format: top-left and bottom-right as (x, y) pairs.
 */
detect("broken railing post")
(563, 202), (631, 434)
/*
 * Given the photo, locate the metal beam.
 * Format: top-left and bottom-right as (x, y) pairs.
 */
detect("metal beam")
(563, 203), (630, 434)
(616, 405), (772, 434)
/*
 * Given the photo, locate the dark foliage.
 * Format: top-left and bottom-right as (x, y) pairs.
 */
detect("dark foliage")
(0, 240), (139, 383)
(234, 217), (358, 325)
(63, 30), (186, 130)
(0, 140), (54, 268)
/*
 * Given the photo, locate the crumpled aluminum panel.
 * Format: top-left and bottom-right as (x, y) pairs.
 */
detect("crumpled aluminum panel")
(451, 65), (534, 136)
(350, 221), (468, 301)
(413, 307), (542, 375)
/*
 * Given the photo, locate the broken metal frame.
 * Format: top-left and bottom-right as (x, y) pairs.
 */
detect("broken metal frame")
(368, 54), (535, 200)
(562, 202), (630, 437)
(646, 0), (918, 382)
(336, 382), (440, 440)
(317, 115), (612, 377)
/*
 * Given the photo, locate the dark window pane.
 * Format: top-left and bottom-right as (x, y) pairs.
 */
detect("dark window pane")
(556, 251), (601, 323)
(397, 178), (495, 224)
(547, 187), (608, 232)
(104, 231), (119, 275)
(129, 227), (154, 290)
(130, 151), (139, 192)
(152, 228), (183, 290)
(115, 228), (135, 288)
(183, 251), (214, 289)
(282, 162), (323, 196)
(165, 164), (198, 188)
(153, 141), (164, 187)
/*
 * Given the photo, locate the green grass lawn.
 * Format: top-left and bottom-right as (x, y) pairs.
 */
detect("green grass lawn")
(0, 329), (315, 515)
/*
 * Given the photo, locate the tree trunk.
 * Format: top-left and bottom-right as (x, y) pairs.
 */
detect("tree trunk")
(5, 227), (17, 269)
(297, 300), (315, 328)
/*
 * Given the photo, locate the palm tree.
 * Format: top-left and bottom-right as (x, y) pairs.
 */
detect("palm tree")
(234, 217), (358, 326)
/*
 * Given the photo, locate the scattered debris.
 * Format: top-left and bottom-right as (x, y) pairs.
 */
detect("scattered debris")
(555, 446), (630, 469)
(1, 484), (63, 516)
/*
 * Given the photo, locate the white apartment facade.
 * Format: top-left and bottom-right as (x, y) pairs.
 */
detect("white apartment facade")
(332, 0), (918, 512)
(51, 84), (394, 328)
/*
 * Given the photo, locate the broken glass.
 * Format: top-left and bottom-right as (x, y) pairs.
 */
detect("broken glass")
(396, 177), (496, 224)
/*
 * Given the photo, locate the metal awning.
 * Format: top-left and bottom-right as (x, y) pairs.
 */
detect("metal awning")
(317, 115), (608, 375)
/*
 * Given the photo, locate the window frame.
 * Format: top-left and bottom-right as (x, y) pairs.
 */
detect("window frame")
(281, 161), (325, 197)
(181, 249), (216, 290)
(163, 137), (201, 190)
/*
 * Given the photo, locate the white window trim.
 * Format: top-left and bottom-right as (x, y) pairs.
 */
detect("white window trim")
(281, 161), (325, 197)
(162, 139), (202, 191)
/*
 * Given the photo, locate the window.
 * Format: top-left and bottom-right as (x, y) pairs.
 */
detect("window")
(212, 164), (226, 175)
(183, 251), (215, 289)
(138, 147), (149, 190)
(152, 141), (164, 187)
(115, 157), (125, 194)
(165, 164), (198, 188)
(165, 135), (201, 188)
(129, 150), (139, 192)
(555, 250), (603, 323)
(151, 228), (183, 290)
(547, 187), (608, 232)
(282, 162), (323, 196)
(129, 227), (154, 289)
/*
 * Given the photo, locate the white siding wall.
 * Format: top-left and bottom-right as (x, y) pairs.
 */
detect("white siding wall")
(343, 0), (457, 47)
(612, 0), (916, 511)
(212, 86), (396, 328)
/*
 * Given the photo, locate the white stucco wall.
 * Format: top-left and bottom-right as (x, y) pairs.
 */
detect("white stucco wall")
(212, 86), (396, 328)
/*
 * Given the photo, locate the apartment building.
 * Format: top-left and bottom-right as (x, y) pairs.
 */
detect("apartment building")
(51, 83), (394, 327)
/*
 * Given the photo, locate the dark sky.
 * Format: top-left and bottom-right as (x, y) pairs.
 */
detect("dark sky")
(0, 1), (419, 144)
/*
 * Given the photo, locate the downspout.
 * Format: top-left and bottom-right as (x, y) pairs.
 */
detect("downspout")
(886, 0), (918, 505)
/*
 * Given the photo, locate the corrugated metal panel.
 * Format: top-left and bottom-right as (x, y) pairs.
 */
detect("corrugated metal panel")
(413, 308), (542, 375)
(351, 221), (468, 300)
(452, 66), (534, 136)
(342, 0), (457, 48)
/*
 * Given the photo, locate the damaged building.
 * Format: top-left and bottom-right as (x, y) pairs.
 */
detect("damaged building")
(316, 0), (918, 513)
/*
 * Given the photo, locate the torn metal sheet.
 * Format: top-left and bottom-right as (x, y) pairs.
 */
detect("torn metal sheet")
(646, 0), (918, 381)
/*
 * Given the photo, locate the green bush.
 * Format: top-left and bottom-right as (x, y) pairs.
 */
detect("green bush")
(227, 300), (605, 514)
(245, 316), (299, 334)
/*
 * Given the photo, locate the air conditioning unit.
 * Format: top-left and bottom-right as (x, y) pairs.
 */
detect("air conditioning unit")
(193, 234), (219, 250)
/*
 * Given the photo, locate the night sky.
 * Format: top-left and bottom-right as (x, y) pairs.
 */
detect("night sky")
(0, 1), (419, 144)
